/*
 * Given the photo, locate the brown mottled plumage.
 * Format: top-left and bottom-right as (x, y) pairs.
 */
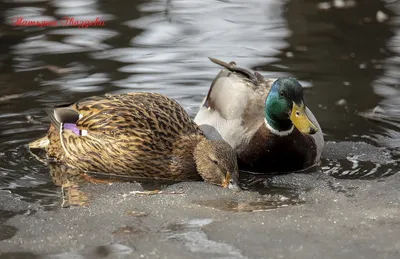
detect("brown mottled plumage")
(29, 92), (240, 190)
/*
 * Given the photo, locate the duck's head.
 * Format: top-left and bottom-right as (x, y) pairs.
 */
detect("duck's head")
(194, 140), (241, 191)
(264, 77), (318, 135)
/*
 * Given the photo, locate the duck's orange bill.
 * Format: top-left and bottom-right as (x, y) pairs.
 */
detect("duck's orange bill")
(222, 172), (231, 188)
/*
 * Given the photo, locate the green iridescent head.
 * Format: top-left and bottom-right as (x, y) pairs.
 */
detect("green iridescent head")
(264, 77), (318, 134)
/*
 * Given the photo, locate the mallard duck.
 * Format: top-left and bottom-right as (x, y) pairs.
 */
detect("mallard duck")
(29, 92), (240, 189)
(194, 58), (324, 173)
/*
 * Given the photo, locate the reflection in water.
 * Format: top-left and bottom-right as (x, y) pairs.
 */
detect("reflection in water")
(46, 163), (89, 208)
(361, 2), (400, 149)
(0, 0), (400, 209)
(27, 147), (182, 207)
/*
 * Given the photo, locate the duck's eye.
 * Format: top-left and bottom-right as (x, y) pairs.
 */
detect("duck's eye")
(280, 92), (284, 97)
(211, 159), (219, 165)
(296, 111), (300, 116)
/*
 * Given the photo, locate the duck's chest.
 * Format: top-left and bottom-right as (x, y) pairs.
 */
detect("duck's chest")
(236, 127), (317, 173)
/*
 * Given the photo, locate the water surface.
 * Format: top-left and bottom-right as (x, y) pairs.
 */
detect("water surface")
(0, 0), (399, 209)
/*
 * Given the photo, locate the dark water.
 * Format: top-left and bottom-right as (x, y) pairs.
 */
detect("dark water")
(0, 0), (400, 208)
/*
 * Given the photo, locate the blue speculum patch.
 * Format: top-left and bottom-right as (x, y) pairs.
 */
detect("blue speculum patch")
(63, 123), (80, 135)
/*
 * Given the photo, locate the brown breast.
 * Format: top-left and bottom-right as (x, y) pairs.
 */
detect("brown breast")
(236, 125), (317, 173)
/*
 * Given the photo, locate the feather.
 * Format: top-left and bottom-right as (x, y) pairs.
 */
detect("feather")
(45, 103), (79, 131)
(209, 57), (260, 84)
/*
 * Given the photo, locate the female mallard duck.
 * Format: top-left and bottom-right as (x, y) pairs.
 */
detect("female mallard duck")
(194, 58), (324, 173)
(29, 92), (240, 189)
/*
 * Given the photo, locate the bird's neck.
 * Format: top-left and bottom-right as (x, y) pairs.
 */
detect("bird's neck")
(264, 112), (294, 136)
(170, 135), (203, 180)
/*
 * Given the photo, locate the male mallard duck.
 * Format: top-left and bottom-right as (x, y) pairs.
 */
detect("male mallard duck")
(194, 58), (324, 173)
(29, 92), (240, 189)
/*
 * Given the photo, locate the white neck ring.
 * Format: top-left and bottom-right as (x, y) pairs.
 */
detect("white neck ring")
(264, 119), (294, 136)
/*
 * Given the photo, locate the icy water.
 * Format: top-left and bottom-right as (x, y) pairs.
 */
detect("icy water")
(0, 0), (400, 211)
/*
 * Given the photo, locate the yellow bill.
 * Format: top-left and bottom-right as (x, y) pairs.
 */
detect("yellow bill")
(222, 172), (231, 188)
(290, 102), (318, 134)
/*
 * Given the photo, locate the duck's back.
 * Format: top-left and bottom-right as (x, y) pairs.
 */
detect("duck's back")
(195, 69), (273, 149)
(74, 93), (201, 138)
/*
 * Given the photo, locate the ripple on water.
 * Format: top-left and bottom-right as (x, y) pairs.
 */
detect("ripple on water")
(321, 141), (400, 179)
(0, 114), (61, 208)
(322, 157), (399, 180)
